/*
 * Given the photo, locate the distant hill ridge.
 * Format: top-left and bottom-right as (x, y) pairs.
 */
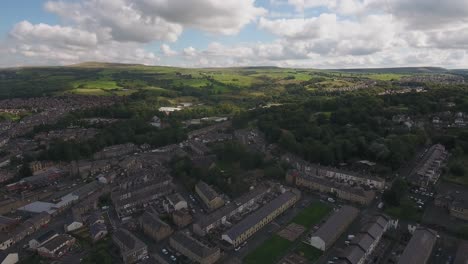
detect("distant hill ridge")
(331, 67), (449, 74)
(1, 62), (463, 74)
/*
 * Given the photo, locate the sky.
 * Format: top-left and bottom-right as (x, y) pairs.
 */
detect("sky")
(1, 0), (468, 68)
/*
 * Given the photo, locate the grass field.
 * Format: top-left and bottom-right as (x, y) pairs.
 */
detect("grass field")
(291, 202), (332, 228)
(295, 243), (323, 263)
(244, 235), (292, 264)
(72, 80), (122, 90)
(69, 88), (111, 96)
(384, 197), (422, 222)
(444, 155), (468, 187)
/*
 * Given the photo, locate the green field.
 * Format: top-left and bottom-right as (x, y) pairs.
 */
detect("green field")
(295, 243), (323, 263)
(69, 88), (111, 96)
(444, 155), (468, 187)
(244, 235), (292, 264)
(384, 197), (422, 222)
(244, 202), (331, 264)
(72, 80), (122, 90)
(291, 202), (332, 228)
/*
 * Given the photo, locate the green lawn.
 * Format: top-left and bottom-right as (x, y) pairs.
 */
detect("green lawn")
(244, 235), (293, 264)
(295, 243), (323, 263)
(384, 198), (422, 222)
(444, 155), (468, 187)
(291, 202), (332, 228)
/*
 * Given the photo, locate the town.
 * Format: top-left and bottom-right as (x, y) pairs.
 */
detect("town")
(0, 79), (467, 264)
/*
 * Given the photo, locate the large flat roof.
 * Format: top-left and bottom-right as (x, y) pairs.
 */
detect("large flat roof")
(18, 201), (56, 214)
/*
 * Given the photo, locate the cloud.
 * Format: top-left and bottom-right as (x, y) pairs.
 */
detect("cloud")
(135, 0), (266, 35)
(10, 21), (98, 49)
(44, 0), (183, 43)
(44, 0), (265, 42)
(259, 14), (400, 56)
(1, 0), (468, 68)
(387, 0), (468, 29)
(4, 20), (158, 66)
(160, 44), (178, 56)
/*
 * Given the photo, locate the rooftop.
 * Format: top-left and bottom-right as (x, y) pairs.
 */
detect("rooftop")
(35, 230), (57, 244)
(167, 193), (186, 205)
(224, 191), (299, 240)
(41, 234), (74, 252)
(312, 205), (359, 246)
(171, 232), (218, 258)
(196, 184), (270, 229)
(0, 215), (17, 226)
(140, 212), (170, 230)
(196, 181), (219, 201)
(18, 201), (56, 214)
(398, 228), (437, 264)
(113, 228), (146, 252)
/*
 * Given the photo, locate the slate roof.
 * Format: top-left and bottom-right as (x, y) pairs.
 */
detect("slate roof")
(224, 191), (298, 241)
(196, 181), (219, 201)
(312, 205), (359, 247)
(171, 232), (218, 258)
(398, 228), (437, 264)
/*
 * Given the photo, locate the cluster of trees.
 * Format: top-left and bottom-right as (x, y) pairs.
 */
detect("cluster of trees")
(252, 95), (426, 170)
(39, 118), (186, 162)
(171, 141), (285, 197)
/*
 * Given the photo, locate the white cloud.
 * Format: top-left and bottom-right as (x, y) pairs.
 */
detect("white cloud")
(1, 0), (468, 68)
(160, 44), (178, 56)
(136, 0), (266, 35)
(10, 21), (98, 49)
(45, 0), (183, 43)
(183, 46), (198, 57)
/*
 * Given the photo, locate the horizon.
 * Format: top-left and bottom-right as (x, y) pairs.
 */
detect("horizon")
(1, 0), (468, 68)
(0, 61), (465, 71)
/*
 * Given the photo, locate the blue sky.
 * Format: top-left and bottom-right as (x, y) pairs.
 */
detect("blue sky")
(1, 0), (468, 68)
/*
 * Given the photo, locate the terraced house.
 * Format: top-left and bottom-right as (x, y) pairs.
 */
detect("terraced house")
(222, 189), (300, 247)
(195, 181), (224, 211)
(169, 231), (221, 264)
(111, 167), (173, 218)
(113, 228), (148, 264)
(290, 171), (375, 205)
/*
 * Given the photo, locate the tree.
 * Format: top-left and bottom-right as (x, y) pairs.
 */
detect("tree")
(383, 178), (408, 206)
(17, 163), (32, 178)
(264, 165), (285, 180)
(450, 163), (466, 177)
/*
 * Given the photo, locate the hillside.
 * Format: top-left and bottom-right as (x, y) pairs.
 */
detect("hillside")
(0, 62), (463, 99)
